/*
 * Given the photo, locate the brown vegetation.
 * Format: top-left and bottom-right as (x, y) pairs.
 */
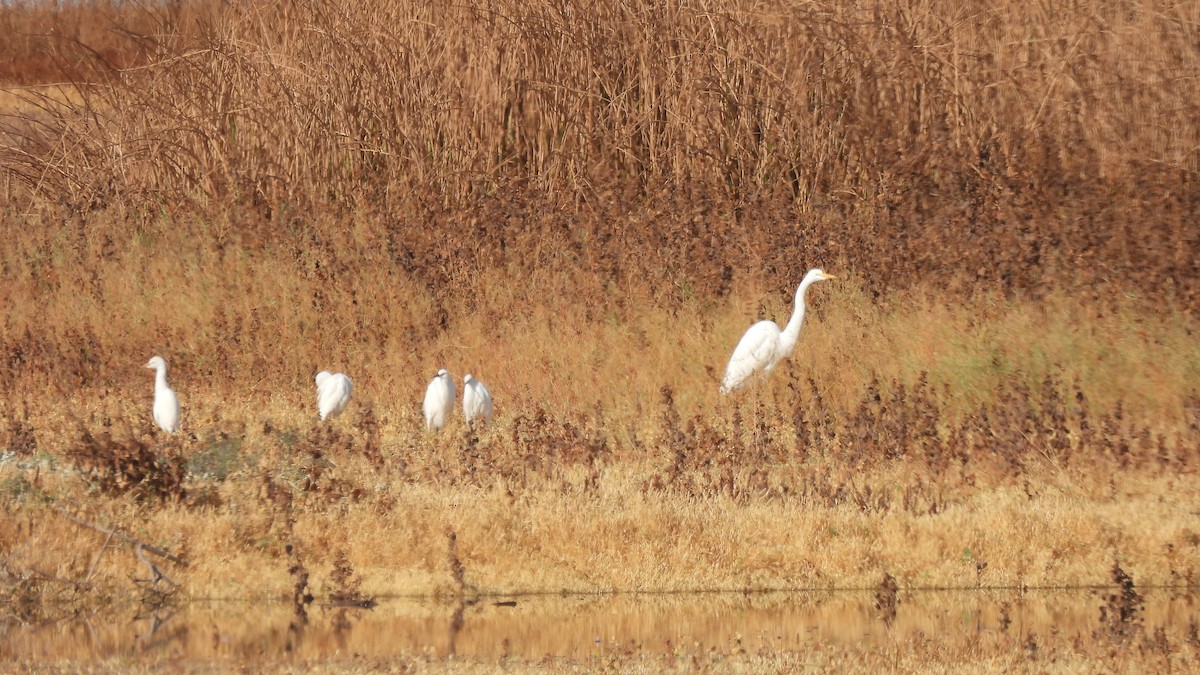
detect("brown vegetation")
(2, 0), (1198, 307)
(1, 0), (1199, 670)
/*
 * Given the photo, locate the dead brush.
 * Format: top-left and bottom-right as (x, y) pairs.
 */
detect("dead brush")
(1098, 561), (1145, 645)
(446, 528), (467, 598)
(842, 374), (943, 468)
(258, 466), (313, 630)
(253, 470), (298, 559)
(266, 424), (366, 505)
(1039, 373), (1071, 461)
(645, 389), (748, 499)
(1, 401), (38, 458)
(0, 563), (49, 624)
(326, 548), (374, 608)
(352, 401), (384, 469)
(504, 405), (609, 490)
(0, 0), (210, 84)
(944, 373), (1146, 479)
(64, 427), (186, 503)
(1180, 393), (1200, 467)
(875, 572), (899, 626)
(286, 541), (313, 630)
(788, 376), (835, 459)
(652, 386), (692, 493)
(2, 0), (1199, 318)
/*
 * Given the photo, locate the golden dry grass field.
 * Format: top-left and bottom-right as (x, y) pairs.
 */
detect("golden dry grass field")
(2, 0), (1200, 671)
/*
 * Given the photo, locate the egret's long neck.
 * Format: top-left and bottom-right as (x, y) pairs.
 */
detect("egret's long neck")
(155, 367), (170, 392)
(778, 279), (815, 354)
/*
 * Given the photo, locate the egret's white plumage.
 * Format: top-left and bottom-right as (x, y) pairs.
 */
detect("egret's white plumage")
(423, 368), (456, 431)
(145, 355), (180, 433)
(720, 268), (836, 393)
(462, 374), (494, 427)
(315, 371), (353, 421)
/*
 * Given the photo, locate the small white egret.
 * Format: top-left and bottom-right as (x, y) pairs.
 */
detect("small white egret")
(144, 355), (180, 433)
(423, 368), (456, 431)
(314, 371), (353, 421)
(462, 374), (494, 427)
(720, 268), (837, 393)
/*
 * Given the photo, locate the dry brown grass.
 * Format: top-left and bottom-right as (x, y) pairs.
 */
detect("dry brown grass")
(1, 0), (1198, 303)
(3, 356), (1198, 603)
(1, 0), (1198, 669)
(0, 1), (185, 84)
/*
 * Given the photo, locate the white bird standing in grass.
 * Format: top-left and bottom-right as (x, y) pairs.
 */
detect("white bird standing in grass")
(423, 368), (456, 431)
(145, 355), (180, 433)
(720, 268), (837, 393)
(314, 371), (353, 422)
(462, 374), (494, 427)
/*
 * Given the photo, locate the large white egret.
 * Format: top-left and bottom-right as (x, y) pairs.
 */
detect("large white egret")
(314, 371), (353, 421)
(462, 374), (494, 427)
(144, 355), (180, 433)
(719, 268), (837, 393)
(423, 368), (456, 431)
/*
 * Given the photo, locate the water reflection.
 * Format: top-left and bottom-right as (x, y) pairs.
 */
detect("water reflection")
(2, 588), (1197, 662)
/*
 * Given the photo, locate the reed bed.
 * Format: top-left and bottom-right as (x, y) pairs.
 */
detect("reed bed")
(1, 0), (1198, 303)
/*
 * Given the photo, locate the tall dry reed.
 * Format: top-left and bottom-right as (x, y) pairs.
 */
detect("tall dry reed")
(1, 0), (1196, 306)
(0, 0), (1196, 409)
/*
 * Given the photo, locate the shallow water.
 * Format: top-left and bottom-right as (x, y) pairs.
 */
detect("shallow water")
(3, 588), (1197, 663)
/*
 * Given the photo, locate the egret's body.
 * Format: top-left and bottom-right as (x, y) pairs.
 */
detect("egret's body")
(315, 371), (353, 421)
(145, 356), (180, 433)
(720, 268), (836, 393)
(462, 374), (494, 427)
(424, 369), (456, 431)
